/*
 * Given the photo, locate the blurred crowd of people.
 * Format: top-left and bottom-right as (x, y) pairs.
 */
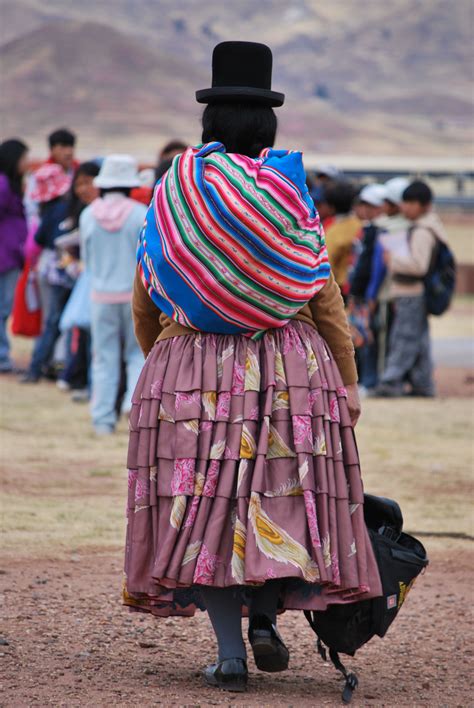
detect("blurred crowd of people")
(308, 167), (449, 397)
(0, 129), (185, 434)
(0, 128), (449, 434)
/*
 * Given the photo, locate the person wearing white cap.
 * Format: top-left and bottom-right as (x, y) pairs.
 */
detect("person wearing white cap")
(377, 177), (411, 237)
(358, 184), (387, 210)
(349, 184), (387, 391)
(384, 177), (410, 212)
(352, 184), (387, 303)
(80, 155), (147, 434)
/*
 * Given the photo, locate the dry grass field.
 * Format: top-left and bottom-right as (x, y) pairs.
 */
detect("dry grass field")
(1, 373), (472, 561)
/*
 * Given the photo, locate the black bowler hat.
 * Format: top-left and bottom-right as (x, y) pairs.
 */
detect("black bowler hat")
(196, 41), (285, 107)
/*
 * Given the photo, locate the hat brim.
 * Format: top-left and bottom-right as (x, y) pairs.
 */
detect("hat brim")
(93, 176), (142, 189)
(196, 86), (285, 107)
(358, 198), (385, 208)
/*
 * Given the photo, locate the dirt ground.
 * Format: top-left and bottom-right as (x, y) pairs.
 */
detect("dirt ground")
(1, 547), (472, 707)
(1, 305), (473, 707)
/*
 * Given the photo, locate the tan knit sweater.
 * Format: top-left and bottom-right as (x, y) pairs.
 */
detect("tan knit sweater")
(132, 268), (358, 385)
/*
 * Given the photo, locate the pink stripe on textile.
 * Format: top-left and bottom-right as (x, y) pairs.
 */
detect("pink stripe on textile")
(180, 155), (319, 301)
(154, 154), (284, 329)
(205, 165), (321, 268)
(230, 153), (320, 229)
(187, 165), (316, 293)
(91, 290), (132, 304)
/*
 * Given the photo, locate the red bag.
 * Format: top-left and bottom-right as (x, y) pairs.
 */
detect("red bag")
(11, 259), (42, 337)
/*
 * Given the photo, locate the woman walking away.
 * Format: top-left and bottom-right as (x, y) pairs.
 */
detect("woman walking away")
(80, 155), (147, 435)
(123, 42), (382, 692)
(0, 139), (29, 373)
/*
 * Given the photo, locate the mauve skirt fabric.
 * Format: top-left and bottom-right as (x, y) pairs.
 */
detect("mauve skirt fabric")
(123, 321), (382, 616)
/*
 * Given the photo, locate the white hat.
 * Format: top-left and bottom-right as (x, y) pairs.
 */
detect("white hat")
(384, 177), (410, 205)
(358, 183), (387, 207)
(94, 154), (141, 189)
(316, 164), (342, 179)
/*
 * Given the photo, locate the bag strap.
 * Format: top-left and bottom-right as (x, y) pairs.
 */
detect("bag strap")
(393, 224), (439, 284)
(304, 611), (359, 704)
(329, 648), (359, 704)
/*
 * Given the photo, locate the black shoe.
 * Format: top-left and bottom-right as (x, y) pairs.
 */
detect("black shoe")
(248, 614), (289, 673)
(203, 658), (248, 692)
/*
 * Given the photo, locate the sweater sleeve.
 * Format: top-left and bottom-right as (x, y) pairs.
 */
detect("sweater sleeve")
(365, 241), (387, 301)
(308, 272), (358, 385)
(132, 268), (164, 357)
(390, 226), (435, 277)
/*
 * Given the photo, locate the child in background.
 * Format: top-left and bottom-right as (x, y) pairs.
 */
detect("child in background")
(21, 164), (72, 382)
(24, 128), (78, 225)
(0, 139), (29, 373)
(350, 184), (387, 300)
(381, 178), (410, 234)
(376, 180), (448, 397)
(80, 155), (147, 434)
(323, 181), (361, 295)
(55, 161), (100, 397)
(349, 184), (387, 392)
(370, 177), (411, 376)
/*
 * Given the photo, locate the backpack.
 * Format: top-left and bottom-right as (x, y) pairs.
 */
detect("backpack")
(423, 236), (456, 315)
(304, 494), (428, 703)
(394, 227), (456, 316)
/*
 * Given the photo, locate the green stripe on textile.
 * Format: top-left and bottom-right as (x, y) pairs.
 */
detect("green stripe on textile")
(206, 152), (319, 245)
(164, 158), (297, 319)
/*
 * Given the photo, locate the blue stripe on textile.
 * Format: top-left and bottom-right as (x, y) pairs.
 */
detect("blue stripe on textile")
(139, 202), (249, 334)
(194, 157), (318, 283)
(195, 141), (226, 157)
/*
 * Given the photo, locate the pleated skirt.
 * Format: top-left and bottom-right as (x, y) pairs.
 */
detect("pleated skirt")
(123, 320), (382, 616)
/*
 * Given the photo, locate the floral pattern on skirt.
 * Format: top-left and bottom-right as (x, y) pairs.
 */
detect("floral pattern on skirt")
(123, 321), (381, 616)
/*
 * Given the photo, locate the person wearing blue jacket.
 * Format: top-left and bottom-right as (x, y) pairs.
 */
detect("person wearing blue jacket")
(80, 155), (147, 434)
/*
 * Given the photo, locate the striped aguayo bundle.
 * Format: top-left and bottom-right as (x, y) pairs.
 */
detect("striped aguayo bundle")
(137, 142), (330, 336)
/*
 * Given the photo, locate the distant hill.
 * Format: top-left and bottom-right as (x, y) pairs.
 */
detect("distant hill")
(1, 0), (473, 159)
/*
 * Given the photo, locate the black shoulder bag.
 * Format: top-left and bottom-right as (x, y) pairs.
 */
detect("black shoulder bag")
(304, 494), (428, 703)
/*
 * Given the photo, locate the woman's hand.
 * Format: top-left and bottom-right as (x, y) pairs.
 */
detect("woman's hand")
(345, 383), (361, 427)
